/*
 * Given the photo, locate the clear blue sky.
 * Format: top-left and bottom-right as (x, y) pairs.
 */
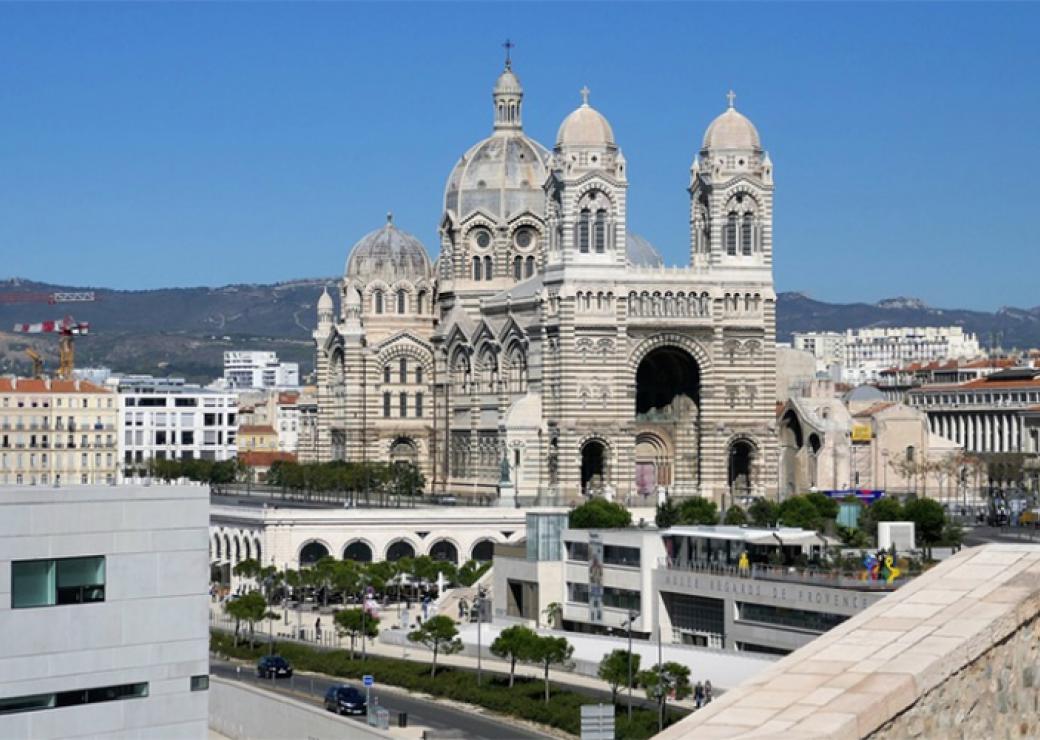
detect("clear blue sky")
(1, 2), (1037, 310)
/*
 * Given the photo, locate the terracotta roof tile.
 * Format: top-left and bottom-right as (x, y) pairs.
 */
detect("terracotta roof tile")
(239, 451), (296, 466)
(238, 424), (276, 435)
(0, 377), (111, 394)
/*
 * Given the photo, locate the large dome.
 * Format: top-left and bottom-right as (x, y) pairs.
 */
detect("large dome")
(556, 99), (615, 149)
(702, 101), (761, 152)
(345, 215), (432, 282)
(444, 134), (550, 220)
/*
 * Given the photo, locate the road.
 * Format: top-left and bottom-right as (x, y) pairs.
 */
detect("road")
(963, 525), (1040, 547)
(211, 658), (554, 739)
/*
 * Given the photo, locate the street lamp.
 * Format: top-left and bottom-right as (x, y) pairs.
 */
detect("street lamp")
(475, 585), (487, 686)
(622, 610), (636, 721)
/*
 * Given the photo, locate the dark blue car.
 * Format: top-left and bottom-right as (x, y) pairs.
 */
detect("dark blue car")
(324, 684), (367, 716)
(256, 655), (293, 679)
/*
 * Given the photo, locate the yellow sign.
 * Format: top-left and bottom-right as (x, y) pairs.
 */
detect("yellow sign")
(851, 424), (873, 443)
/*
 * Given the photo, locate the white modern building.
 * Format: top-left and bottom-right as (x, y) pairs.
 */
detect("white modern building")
(110, 375), (238, 479)
(794, 327), (982, 384)
(0, 485), (209, 738)
(223, 351), (299, 391)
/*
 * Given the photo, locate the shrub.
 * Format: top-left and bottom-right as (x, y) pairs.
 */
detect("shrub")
(676, 497), (719, 525)
(569, 499), (632, 529)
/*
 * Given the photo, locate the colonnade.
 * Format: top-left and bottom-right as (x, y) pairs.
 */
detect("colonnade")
(928, 412), (1025, 453)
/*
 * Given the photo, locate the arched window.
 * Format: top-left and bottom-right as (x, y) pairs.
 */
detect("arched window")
(579, 209), (591, 253)
(415, 365), (423, 384)
(383, 392), (391, 417)
(741, 216), (754, 256)
(472, 256), (481, 281)
(483, 256), (493, 281)
(725, 213), (738, 256)
(594, 209), (607, 253)
(397, 289), (407, 313)
(399, 358), (407, 383)
(525, 256), (535, 277)
(383, 365), (391, 384)
(374, 290), (384, 314)
(417, 290), (426, 314)
(513, 256), (522, 280)
(399, 392), (407, 417)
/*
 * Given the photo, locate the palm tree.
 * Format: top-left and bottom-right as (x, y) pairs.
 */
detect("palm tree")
(542, 602), (563, 629)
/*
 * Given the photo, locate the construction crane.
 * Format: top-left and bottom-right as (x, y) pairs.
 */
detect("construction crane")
(24, 348), (44, 379)
(2, 290), (97, 380)
(12, 317), (90, 380)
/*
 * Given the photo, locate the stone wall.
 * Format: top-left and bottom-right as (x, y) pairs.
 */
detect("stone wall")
(870, 613), (1039, 739)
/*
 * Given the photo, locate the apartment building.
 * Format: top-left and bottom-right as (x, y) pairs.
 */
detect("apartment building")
(223, 351), (299, 391)
(0, 378), (118, 486)
(112, 375), (237, 480)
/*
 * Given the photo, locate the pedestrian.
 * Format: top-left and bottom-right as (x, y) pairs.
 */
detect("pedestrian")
(422, 594), (430, 621)
(315, 617), (322, 642)
(458, 598), (468, 620)
(705, 680), (713, 704)
(694, 681), (704, 709)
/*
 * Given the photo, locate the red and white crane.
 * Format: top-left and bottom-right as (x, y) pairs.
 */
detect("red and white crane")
(3, 291), (97, 380)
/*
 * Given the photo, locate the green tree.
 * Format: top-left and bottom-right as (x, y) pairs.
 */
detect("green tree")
(723, 505), (747, 525)
(569, 499), (632, 529)
(407, 615), (463, 678)
(528, 635), (574, 703)
(806, 491), (839, 520)
(638, 661), (692, 727)
(598, 649), (641, 705)
(490, 625), (539, 687)
(655, 499), (679, 529)
(748, 498), (779, 527)
(542, 601), (563, 629)
(224, 591), (273, 647)
(676, 497), (719, 525)
(903, 497), (945, 556)
(778, 495), (823, 530)
(457, 559), (492, 587)
(334, 608), (381, 659)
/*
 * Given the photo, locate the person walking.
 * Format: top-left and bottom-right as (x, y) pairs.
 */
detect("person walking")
(704, 680), (713, 704)
(694, 681), (704, 709)
(458, 597), (468, 620)
(315, 617), (322, 643)
(421, 594), (430, 621)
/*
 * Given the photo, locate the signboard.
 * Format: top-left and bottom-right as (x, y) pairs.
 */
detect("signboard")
(580, 703), (615, 740)
(588, 533), (604, 624)
(851, 424), (873, 443)
(825, 489), (884, 504)
(362, 674), (374, 687)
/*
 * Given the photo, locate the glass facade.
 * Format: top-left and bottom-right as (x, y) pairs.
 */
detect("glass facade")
(12, 556), (105, 608)
(663, 592), (725, 636)
(737, 601), (849, 633)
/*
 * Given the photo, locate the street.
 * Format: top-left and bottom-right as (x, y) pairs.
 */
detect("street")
(210, 658), (555, 740)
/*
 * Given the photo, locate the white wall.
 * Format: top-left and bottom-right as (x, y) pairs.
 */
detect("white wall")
(0, 485), (210, 739)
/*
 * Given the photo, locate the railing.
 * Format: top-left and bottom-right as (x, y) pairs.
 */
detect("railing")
(660, 558), (913, 591)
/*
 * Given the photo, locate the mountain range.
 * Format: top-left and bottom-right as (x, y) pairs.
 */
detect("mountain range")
(1, 278), (1037, 383)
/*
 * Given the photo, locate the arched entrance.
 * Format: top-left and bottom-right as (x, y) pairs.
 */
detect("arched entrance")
(471, 539), (495, 562)
(385, 540), (416, 562)
(389, 437), (419, 466)
(635, 346), (701, 418)
(581, 439), (608, 495)
(634, 432), (671, 495)
(727, 440), (756, 498)
(343, 541), (373, 562)
(299, 541), (330, 567)
(429, 540), (459, 564)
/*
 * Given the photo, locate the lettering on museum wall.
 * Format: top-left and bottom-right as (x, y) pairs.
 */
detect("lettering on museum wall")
(659, 572), (881, 613)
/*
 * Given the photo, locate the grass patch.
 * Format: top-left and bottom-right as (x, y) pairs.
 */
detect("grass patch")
(211, 631), (684, 738)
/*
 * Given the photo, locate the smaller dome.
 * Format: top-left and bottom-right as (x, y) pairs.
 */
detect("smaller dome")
(494, 68), (522, 95)
(344, 286), (361, 307)
(702, 94), (761, 151)
(556, 89), (615, 148)
(345, 213), (432, 283)
(317, 287), (334, 312)
(625, 232), (663, 268)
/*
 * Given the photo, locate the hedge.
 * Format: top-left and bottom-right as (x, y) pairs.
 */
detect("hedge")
(211, 631), (685, 738)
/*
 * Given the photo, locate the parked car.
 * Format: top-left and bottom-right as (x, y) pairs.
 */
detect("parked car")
(256, 655), (293, 679)
(1018, 508), (1040, 527)
(324, 684), (367, 716)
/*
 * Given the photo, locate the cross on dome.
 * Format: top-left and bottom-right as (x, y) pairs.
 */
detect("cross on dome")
(580, 85), (590, 106)
(727, 90), (737, 109)
(386, 211), (393, 224)
(503, 38), (514, 69)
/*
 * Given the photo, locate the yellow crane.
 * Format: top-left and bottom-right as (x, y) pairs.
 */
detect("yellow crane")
(24, 348), (43, 379)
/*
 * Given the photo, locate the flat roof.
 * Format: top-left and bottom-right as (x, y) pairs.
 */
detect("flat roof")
(663, 525), (828, 546)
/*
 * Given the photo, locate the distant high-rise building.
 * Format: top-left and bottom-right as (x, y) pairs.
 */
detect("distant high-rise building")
(223, 351), (299, 390)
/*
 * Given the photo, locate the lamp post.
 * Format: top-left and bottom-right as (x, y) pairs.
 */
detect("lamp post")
(475, 585), (487, 686)
(623, 610), (636, 721)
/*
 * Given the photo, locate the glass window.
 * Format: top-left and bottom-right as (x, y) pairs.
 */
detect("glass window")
(397, 290), (406, 314)
(399, 358), (407, 384)
(415, 393), (424, 418)
(415, 366), (423, 384)
(472, 256), (481, 281)
(374, 291), (384, 314)
(565, 541), (589, 561)
(399, 392), (407, 418)
(567, 581), (589, 603)
(12, 556), (105, 608)
(594, 209), (607, 253)
(383, 393), (391, 418)
(525, 256), (535, 277)
(484, 256), (493, 281)
(725, 213), (738, 255)
(383, 365), (391, 384)
(578, 209), (590, 253)
(513, 256), (522, 280)
(190, 675), (209, 692)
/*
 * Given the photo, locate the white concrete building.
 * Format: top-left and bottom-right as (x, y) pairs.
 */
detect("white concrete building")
(791, 331), (845, 376)
(223, 351), (299, 391)
(0, 485), (209, 738)
(110, 375), (238, 479)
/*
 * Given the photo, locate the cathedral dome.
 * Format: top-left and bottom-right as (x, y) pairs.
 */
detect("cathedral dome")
(625, 232), (663, 267)
(345, 214), (432, 282)
(556, 90), (615, 148)
(444, 62), (550, 221)
(702, 94), (761, 151)
(317, 287), (334, 312)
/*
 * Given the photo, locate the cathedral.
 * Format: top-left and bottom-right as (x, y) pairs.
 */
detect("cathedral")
(304, 57), (778, 505)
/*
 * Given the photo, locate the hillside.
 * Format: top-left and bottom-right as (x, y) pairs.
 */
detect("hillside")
(2, 278), (1037, 382)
